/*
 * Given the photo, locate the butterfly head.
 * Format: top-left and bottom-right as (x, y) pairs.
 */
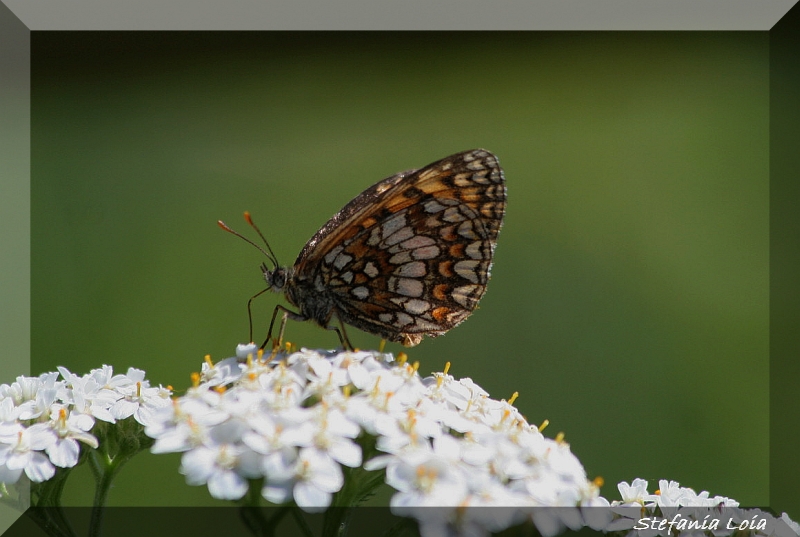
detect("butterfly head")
(261, 262), (290, 293)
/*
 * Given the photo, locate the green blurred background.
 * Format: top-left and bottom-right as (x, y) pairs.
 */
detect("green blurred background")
(28, 32), (768, 506)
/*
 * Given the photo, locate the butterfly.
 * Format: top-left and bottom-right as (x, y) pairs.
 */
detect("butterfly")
(219, 149), (506, 350)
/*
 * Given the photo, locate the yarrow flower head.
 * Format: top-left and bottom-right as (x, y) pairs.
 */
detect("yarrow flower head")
(0, 366), (171, 492)
(145, 345), (604, 535)
(2, 350), (798, 537)
(603, 478), (800, 537)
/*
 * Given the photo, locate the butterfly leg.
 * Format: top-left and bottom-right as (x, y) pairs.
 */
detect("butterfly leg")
(261, 304), (307, 351)
(246, 287), (271, 344)
(324, 311), (354, 351)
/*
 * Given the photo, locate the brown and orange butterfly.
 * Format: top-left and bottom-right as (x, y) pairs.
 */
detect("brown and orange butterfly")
(219, 149), (506, 350)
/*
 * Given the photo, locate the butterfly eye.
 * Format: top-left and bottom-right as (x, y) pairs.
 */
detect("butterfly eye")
(267, 267), (287, 291)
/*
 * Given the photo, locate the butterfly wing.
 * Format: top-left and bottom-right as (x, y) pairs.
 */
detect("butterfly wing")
(294, 149), (506, 346)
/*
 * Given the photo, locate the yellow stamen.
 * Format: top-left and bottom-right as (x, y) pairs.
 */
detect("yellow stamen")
(214, 385), (226, 394)
(379, 339), (386, 353)
(397, 352), (408, 365)
(443, 362), (451, 375)
(538, 419), (550, 432)
(190, 372), (201, 387)
(204, 354), (214, 368)
(508, 391), (519, 405)
(593, 476), (604, 488)
(371, 377), (382, 396)
(405, 409), (417, 432)
(555, 432), (565, 443)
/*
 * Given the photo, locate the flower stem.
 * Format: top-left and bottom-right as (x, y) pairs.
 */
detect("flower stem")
(88, 450), (117, 537)
(87, 421), (150, 537)
(28, 468), (78, 537)
(290, 507), (316, 537)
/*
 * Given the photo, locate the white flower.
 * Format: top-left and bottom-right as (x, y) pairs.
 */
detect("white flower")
(0, 398), (22, 425)
(235, 343), (259, 360)
(242, 411), (306, 457)
(304, 354), (352, 400)
(146, 396), (230, 454)
(299, 406), (362, 468)
(386, 437), (470, 513)
(0, 424), (57, 483)
(110, 379), (172, 426)
(781, 513), (800, 536)
(605, 478), (651, 532)
(262, 447), (344, 512)
(44, 406), (98, 468)
(328, 350), (382, 390)
(709, 493), (739, 508)
(1, 373), (60, 407)
(616, 477), (649, 505)
(201, 356), (244, 387)
(3, 373), (62, 421)
(375, 407), (441, 455)
(180, 443), (261, 500)
(581, 493), (612, 531)
(644, 479), (688, 507)
(344, 371), (408, 436)
(58, 366), (120, 423)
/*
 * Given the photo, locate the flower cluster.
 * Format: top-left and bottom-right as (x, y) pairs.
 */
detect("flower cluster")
(3, 351), (798, 537)
(0, 365), (171, 488)
(602, 478), (800, 537)
(612, 478), (740, 509)
(144, 344), (602, 534)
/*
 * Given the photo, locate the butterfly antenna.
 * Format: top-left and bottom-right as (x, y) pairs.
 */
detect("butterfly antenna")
(243, 211), (281, 269)
(217, 214), (279, 268)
